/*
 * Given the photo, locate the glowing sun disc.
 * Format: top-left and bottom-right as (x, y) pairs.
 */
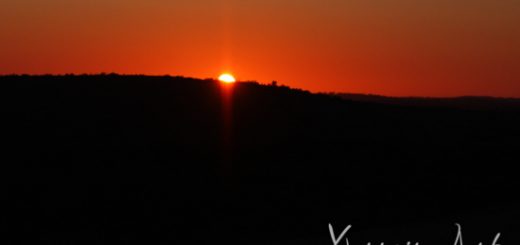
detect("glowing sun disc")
(218, 73), (236, 83)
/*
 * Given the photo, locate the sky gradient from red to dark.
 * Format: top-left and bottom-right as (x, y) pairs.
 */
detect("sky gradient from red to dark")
(1, 0), (519, 97)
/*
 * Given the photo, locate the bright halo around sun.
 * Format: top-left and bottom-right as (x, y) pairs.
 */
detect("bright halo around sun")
(218, 73), (236, 83)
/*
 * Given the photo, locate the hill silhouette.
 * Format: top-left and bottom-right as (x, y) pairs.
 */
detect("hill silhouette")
(2, 75), (519, 244)
(334, 93), (520, 111)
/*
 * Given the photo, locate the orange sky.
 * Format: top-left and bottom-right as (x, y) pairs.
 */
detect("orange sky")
(1, 0), (519, 97)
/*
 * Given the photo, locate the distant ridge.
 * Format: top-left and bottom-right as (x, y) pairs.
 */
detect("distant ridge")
(332, 92), (520, 111)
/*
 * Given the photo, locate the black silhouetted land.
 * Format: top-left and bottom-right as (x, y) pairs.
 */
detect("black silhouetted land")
(333, 93), (520, 111)
(2, 75), (519, 244)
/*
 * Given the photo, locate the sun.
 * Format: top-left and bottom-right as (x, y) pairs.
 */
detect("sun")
(218, 73), (236, 83)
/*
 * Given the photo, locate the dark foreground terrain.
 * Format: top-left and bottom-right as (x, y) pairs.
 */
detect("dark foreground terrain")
(2, 75), (519, 244)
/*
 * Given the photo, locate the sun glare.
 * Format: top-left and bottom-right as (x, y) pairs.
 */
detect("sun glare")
(218, 73), (236, 83)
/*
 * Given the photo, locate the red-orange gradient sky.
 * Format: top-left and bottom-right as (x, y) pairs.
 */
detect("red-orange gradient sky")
(1, 0), (519, 97)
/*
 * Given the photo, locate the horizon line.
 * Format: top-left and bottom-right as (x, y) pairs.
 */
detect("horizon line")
(2, 73), (519, 99)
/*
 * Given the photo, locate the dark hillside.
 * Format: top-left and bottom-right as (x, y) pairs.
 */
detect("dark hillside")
(2, 75), (519, 244)
(335, 93), (520, 111)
